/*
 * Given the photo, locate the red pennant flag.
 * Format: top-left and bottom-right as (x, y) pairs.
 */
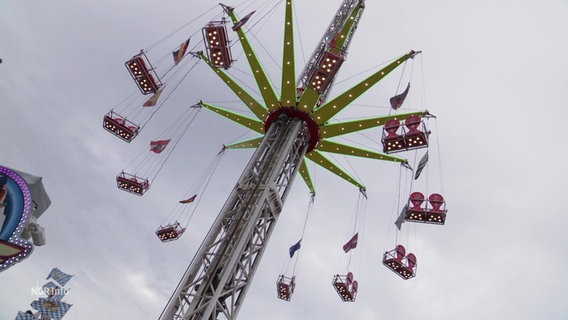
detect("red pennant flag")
(342, 233), (359, 253)
(149, 139), (170, 154)
(143, 88), (163, 107)
(179, 194), (197, 204)
(173, 38), (190, 65)
(390, 82), (410, 110)
(232, 11), (255, 31)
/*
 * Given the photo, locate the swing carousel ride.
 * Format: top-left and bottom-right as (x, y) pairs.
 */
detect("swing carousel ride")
(102, 0), (447, 319)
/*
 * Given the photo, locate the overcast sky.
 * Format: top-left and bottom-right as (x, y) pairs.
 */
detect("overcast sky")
(2, 0), (568, 319)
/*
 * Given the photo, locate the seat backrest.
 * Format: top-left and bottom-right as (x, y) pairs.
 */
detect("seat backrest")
(346, 272), (353, 286)
(404, 115), (422, 132)
(395, 244), (406, 261)
(351, 280), (358, 295)
(406, 253), (417, 269)
(384, 119), (401, 137)
(428, 193), (444, 211)
(114, 117), (126, 125)
(409, 192), (425, 210)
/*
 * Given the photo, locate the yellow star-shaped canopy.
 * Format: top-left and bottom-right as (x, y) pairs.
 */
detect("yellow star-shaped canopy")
(198, 2), (428, 194)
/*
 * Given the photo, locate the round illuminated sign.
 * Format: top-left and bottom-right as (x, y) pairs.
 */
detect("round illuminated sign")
(0, 166), (33, 272)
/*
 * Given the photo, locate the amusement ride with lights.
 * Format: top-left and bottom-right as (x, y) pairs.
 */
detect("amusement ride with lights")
(102, 0), (447, 319)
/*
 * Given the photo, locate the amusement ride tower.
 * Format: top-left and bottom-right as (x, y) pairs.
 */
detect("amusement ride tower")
(159, 0), (427, 319)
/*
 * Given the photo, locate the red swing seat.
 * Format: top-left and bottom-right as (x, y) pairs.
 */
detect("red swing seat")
(425, 193), (447, 224)
(103, 111), (140, 142)
(276, 275), (296, 301)
(405, 192), (447, 225)
(156, 222), (185, 242)
(383, 245), (417, 280)
(382, 119), (406, 153)
(308, 49), (345, 93)
(332, 272), (357, 302)
(125, 52), (163, 95)
(203, 22), (233, 69)
(405, 192), (426, 222)
(116, 171), (150, 196)
(382, 115), (430, 153)
(403, 115), (429, 151)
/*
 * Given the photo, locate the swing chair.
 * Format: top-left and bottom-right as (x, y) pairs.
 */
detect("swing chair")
(103, 110), (141, 143)
(382, 244), (417, 280)
(276, 194), (315, 301)
(156, 221), (186, 242)
(104, 5), (225, 143)
(332, 189), (365, 302)
(156, 147), (225, 242)
(405, 191), (447, 225)
(203, 20), (233, 69)
(380, 54), (431, 154)
(116, 171), (150, 196)
(309, 47), (345, 94)
(332, 272), (358, 302)
(276, 275), (296, 301)
(125, 51), (164, 95)
(381, 115), (430, 154)
(116, 105), (202, 196)
(403, 124), (448, 225)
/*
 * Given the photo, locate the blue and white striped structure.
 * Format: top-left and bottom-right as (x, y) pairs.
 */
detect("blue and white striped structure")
(46, 268), (73, 287)
(43, 281), (65, 301)
(15, 311), (36, 320)
(30, 298), (72, 320)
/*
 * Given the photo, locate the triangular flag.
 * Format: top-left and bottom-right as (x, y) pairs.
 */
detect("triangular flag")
(390, 82), (410, 110)
(394, 204), (409, 230)
(179, 194), (197, 204)
(414, 151), (429, 180)
(173, 38), (190, 65)
(149, 139), (171, 154)
(342, 233), (359, 253)
(143, 88), (163, 107)
(232, 11), (255, 31)
(289, 239), (302, 258)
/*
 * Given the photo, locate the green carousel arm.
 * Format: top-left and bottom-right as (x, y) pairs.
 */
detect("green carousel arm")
(298, 158), (315, 194)
(224, 136), (263, 149)
(331, 1), (364, 49)
(313, 50), (420, 125)
(200, 102), (264, 133)
(305, 150), (364, 189)
(297, 87), (322, 114)
(280, 0), (296, 107)
(199, 52), (267, 121)
(229, 9), (280, 111)
(317, 140), (406, 163)
(320, 110), (428, 139)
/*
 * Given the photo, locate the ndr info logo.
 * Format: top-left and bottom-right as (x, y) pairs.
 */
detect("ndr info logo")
(31, 281), (70, 297)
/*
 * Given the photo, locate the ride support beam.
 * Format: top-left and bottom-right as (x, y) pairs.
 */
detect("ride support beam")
(313, 50), (420, 125)
(198, 52), (267, 121)
(280, 0), (297, 107)
(228, 9), (281, 111)
(305, 149), (364, 189)
(159, 115), (310, 320)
